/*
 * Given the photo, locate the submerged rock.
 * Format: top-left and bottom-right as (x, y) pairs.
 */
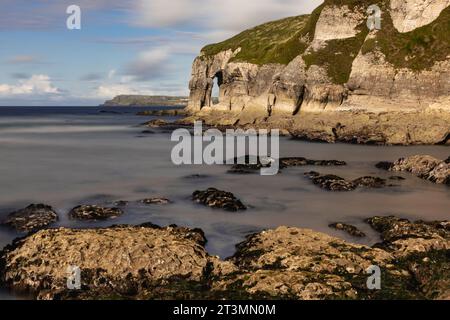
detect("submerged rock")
(280, 157), (346, 168)
(380, 155), (449, 185)
(353, 176), (387, 188)
(1, 204), (58, 232)
(192, 188), (247, 211)
(113, 201), (129, 207)
(69, 205), (123, 221)
(140, 198), (171, 205)
(227, 157), (347, 174)
(376, 161), (394, 170)
(329, 223), (366, 237)
(389, 176), (406, 181)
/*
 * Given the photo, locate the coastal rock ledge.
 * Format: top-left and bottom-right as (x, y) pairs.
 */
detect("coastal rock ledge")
(0, 217), (448, 300)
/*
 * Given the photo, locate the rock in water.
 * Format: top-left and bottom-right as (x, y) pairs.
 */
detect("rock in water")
(329, 223), (366, 237)
(192, 188), (247, 211)
(143, 119), (169, 128)
(305, 172), (391, 191)
(69, 205), (123, 221)
(140, 198), (171, 205)
(304, 172), (357, 191)
(376, 162), (394, 170)
(1, 204), (58, 232)
(390, 155), (450, 185)
(280, 157), (346, 168)
(353, 176), (387, 188)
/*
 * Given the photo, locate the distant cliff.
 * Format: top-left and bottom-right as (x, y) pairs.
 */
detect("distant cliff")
(101, 95), (189, 107)
(185, 0), (450, 145)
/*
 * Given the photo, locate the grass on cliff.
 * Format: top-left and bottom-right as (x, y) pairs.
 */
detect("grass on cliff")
(362, 5), (450, 71)
(201, 14), (314, 65)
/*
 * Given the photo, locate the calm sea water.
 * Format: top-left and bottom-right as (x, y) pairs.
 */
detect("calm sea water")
(0, 106), (449, 299)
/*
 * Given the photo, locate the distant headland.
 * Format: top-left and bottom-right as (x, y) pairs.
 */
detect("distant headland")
(100, 95), (189, 107)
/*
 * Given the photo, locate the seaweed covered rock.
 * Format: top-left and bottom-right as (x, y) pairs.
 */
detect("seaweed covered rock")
(192, 188), (247, 211)
(280, 157), (346, 168)
(1, 204), (58, 232)
(227, 157), (347, 174)
(1, 216), (448, 300)
(329, 222), (366, 237)
(215, 216), (450, 300)
(304, 172), (357, 191)
(69, 205), (123, 221)
(0, 224), (213, 299)
(305, 172), (391, 191)
(140, 198), (172, 205)
(390, 155), (450, 185)
(353, 176), (387, 188)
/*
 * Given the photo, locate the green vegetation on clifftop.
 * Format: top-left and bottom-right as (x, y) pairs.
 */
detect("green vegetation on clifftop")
(202, 14), (312, 65)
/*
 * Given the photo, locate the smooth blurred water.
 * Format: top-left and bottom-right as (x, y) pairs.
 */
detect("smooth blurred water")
(0, 107), (448, 299)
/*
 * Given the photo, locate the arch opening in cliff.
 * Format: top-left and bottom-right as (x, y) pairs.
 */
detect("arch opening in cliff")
(203, 71), (224, 109)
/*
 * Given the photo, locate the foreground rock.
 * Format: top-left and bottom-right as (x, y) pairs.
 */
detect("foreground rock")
(217, 217), (449, 300)
(1, 204), (58, 232)
(0, 216), (448, 300)
(69, 205), (123, 221)
(0, 224), (211, 299)
(329, 223), (366, 238)
(193, 188), (247, 211)
(390, 155), (450, 185)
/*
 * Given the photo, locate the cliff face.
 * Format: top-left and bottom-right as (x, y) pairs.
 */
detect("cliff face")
(186, 0), (450, 144)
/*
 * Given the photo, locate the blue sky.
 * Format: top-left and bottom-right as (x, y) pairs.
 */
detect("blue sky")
(0, 0), (322, 106)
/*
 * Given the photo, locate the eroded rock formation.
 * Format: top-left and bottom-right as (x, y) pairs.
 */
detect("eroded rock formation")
(184, 0), (450, 145)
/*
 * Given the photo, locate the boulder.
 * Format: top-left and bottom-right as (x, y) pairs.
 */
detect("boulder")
(192, 188), (247, 211)
(1, 204), (58, 232)
(390, 155), (450, 185)
(0, 224), (212, 299)
(69, 205), (123, 221)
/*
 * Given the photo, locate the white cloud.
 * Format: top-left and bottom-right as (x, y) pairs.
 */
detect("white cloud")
(0, 75), (60, 96)
(124, 47), (171, 81)
(133, 0), (323, 35)
(94, 84), (152, 99)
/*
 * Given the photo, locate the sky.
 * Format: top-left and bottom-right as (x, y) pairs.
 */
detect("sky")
(0, 0), (323, 106)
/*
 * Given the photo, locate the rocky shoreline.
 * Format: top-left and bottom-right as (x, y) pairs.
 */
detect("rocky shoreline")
(179, 110), (450, 146)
